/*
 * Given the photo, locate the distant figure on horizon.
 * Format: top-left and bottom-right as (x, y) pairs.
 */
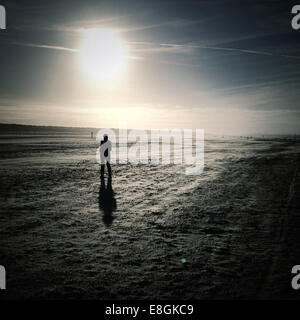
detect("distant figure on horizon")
(100, 134), (112, 178)
(91, 131), (94, 139)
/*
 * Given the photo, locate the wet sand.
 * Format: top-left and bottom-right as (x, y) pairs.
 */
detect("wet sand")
(0, 132), (299, 299)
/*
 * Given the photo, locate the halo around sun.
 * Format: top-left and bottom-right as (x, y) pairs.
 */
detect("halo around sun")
(80, 29), (127, 81)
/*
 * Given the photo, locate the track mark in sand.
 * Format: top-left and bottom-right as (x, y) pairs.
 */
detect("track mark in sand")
(278, 164), (298, 242)
(258, 162), (298, 298)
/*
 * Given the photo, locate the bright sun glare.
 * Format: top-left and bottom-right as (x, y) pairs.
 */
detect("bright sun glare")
(80, 29), (127, 81)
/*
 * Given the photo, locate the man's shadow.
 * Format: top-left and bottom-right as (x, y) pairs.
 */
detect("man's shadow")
(99, 176), (117, 227)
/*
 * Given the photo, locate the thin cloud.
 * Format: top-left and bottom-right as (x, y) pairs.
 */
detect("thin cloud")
(11, 41), (80, 53)
(17, 41), (283, 60)
(120, 17), (214, 33)
(129, 40), (300, 60)
(198, 45), (273, 56)
(7, 36), (300, 62)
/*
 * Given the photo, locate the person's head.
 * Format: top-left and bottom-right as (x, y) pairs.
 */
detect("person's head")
(103, 134), (108, 142)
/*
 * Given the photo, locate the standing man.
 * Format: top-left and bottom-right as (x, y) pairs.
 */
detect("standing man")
(100, 134), (112, 178)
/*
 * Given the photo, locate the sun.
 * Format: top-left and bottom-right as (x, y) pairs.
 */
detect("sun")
(80, 29), (127, 81)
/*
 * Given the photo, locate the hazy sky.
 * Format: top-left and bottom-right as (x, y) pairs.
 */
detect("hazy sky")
(0, 0), (299, 134)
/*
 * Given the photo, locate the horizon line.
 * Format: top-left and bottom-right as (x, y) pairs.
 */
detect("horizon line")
(0, 122), (299, 137)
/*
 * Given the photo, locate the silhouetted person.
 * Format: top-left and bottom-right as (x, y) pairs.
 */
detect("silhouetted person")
(99, 175), (116, 227)
(100, 134), (112, 178)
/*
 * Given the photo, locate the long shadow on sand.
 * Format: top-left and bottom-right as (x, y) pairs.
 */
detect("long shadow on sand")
(99, 176), (117, 227)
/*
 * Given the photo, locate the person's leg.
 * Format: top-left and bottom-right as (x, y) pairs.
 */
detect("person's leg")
(101, 164), (105, 177)
(107, 162), (112, 178)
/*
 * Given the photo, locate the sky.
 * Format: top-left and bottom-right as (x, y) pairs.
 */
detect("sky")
(0, 0), (299, 135)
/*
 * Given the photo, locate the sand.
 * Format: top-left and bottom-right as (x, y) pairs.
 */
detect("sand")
(0, 130), (299, 299)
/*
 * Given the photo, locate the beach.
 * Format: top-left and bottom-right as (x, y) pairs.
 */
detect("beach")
(0, 127), (299, 299)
